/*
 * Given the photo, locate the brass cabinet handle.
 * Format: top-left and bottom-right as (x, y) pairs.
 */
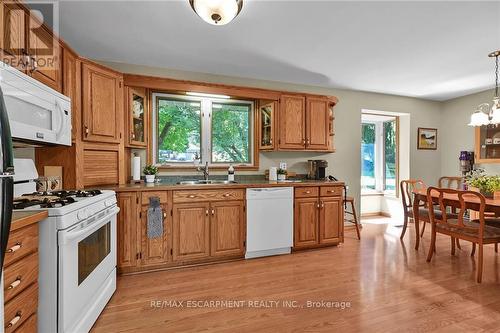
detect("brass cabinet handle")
(7, 277), (22, 290)
(131, 133), (136, 140)
(316, 202), (320, 209)
(211, 209), (215, 216)
(306, 138), (310, 145)
(205, 209), (209, 216)
(7, 312), (22, 328)
(7, 243), (22, 253)
(302, 139), (306, 145)
(84, 126), (89, 136)
(321, 201), (325, 209)
(327, 190), (335, 193)
(305, 191), (311, 194)
(269, 138), (273, 145)
(163, 212), (167, 218)
(223, 193), (230, 197)
(188, 195), (196, 198)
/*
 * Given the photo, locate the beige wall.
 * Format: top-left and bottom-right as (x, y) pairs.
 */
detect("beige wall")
(100, 61), (445, 210)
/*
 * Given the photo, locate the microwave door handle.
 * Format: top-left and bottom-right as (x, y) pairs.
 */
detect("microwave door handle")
(59, 207), (120, 245)
(54, 100), (68, 140)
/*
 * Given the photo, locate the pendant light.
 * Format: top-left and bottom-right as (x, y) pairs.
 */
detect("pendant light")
(189, 0), (243, 25)
(468, 50), (500, 126)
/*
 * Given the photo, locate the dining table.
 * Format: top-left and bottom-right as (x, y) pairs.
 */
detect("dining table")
(412, 188), (500, 250)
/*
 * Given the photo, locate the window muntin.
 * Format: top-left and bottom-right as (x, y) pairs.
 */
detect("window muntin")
(152, 93), (253, 166)
(361, 123), (376, 190)
(383, 121), (397, 192)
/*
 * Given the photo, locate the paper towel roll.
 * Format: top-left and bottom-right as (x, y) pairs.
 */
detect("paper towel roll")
(132, 156), (141, 181)
(269, 167), (278, 181)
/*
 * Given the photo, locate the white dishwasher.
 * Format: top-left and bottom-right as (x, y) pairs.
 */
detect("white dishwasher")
(246, 187), (294, 259)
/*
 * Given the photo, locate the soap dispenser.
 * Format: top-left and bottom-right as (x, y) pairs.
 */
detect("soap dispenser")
(228, 164), (235, 182)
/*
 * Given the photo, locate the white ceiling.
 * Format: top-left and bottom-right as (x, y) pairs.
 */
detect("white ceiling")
(58, 1), (500, 101)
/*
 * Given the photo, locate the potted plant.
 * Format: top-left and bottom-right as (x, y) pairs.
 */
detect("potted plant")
(143, 164), (158, 183)
(277, 168), (287, 181)
(465, 170), (500, 198)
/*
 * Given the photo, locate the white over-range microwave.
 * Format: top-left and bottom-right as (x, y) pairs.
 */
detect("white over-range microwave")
(0, 61), (71, 146)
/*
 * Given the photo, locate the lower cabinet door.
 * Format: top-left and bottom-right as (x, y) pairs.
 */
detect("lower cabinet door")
(117, 192), (138, 269)
(319, 197), (342, 244)
(210, 201), (245, 257)
(294, 198), (319, 248)
(139, 203), (170, 266)
(172, 203), (211, 261)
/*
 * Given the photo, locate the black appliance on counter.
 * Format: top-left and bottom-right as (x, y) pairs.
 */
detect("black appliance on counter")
(308, 160), (328, 180)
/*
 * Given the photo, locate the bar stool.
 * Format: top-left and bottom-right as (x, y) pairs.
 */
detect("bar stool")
(343, 186), (361, 240)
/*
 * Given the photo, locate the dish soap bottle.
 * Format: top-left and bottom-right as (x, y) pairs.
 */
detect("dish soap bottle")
(228, 164), (235, 182)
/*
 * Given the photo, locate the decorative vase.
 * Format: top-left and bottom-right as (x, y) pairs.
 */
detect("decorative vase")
(145, 175), (155, 183)
(278, 174), (286, 181)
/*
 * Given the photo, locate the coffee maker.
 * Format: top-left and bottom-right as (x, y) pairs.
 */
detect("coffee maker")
(308, 160), (328, 180)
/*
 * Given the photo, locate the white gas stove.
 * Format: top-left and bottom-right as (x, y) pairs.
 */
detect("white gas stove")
(13, 159), (119, 333)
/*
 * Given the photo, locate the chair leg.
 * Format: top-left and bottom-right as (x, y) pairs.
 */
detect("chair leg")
(495, 243), (498, 253)
(456, 238), (461, 250)
(477, 244), (483, 283)
(427, 224), (436, 262)
(400, 215), (408, 240)
(420, 221), (426, 237)
(351, 202), (361, 240)
(471, 243), (476, 257)
(451, 237), (456, 256)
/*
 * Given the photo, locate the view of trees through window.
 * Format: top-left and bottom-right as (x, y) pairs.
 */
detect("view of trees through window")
(155, 95), (252, 165)
(361, 117), (397, 193)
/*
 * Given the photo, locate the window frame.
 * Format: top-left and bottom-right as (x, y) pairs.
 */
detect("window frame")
(151, 92), (255, 168)
(361, 116), (398, 196)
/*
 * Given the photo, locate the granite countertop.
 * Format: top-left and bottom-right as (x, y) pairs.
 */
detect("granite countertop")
(11, 211), (48, 231)
(98, 178), (345, 192)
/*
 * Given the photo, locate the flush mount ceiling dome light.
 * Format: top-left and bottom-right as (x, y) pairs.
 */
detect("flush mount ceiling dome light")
(469, 50), (500, 127)
(189, 0), (243, 25)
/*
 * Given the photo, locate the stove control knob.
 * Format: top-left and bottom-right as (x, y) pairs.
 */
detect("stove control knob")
(77, 210), (87, 220)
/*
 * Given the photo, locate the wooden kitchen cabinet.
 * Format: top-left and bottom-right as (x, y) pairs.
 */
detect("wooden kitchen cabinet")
(294, 197), (319, 248)
(82, 61), (123, 143)
(258, 100), (277, 150)
(279, 94), (306, 149)
(1, 2), (27, 72)
(126, 86), (148, 147)
(117, 192), (138, 270)
(172, 202), (211, 261)
(27, 16), (62, 92)
(319, 197), (342, 244)
(306, 96), (330, 150)
(62, 46), (80, 142)
(293, 186), (343, 250)
(278, 94), (334, 151)
(210, 201), (245, 257)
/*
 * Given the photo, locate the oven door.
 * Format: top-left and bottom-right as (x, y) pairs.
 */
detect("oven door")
(58, 206), (118, 333)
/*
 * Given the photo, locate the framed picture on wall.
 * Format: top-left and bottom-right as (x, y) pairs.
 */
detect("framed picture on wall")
(417, 127), (438, 150)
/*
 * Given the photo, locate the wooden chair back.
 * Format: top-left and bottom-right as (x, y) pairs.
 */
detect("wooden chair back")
(400, 179), (426, 211)
(426, 187), (486, 237)
(438, 176), (463, 190)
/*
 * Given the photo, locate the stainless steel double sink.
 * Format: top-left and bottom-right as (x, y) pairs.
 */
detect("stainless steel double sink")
(176, 180), (238, 185)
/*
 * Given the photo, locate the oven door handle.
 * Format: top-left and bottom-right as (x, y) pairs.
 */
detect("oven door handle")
(59, 207), (120, 245)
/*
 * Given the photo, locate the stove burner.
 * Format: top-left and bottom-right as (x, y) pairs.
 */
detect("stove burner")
(13, 196), (76, 209)
(49, 190), (103, 198)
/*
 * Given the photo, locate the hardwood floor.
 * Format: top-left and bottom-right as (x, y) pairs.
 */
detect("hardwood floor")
(92, 219), (500, 332)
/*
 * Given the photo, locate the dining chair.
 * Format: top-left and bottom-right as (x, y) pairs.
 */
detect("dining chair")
(426, 187), (500, 283)
(400, 179), (427, 240)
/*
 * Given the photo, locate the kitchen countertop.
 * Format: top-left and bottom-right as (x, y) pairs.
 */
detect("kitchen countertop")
(11, 211), (48, 231)
(99, 179), (345, 192)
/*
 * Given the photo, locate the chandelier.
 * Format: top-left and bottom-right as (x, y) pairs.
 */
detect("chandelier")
(468, 50), (500, 127)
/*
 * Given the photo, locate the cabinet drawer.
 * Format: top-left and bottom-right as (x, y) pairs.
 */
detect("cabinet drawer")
(141, 191), (169, 205)
(15, 313), (37, 333)
(320, 186), (343, 197)
(4, 224), (38, 267)
(3, 253), (38, 303)
(4, 283), (38, 333)
(173, 189), (244, 203)
(294, 187), (319, 198)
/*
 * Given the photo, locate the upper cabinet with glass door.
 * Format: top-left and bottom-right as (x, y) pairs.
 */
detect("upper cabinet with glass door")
(475, 126), (500, 163)
(126, 86), (148, 148)
(258, 100), (277, 150)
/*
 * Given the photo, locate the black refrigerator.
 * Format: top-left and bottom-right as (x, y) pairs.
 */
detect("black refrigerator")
(0, 85), (14, 279)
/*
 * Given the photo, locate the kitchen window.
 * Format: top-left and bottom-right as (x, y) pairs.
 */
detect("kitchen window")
(152, 93), (254, 167)
(361, 115), (398, 195)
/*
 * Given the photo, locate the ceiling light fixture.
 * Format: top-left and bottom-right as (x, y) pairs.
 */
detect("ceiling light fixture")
(186, 92), (231, 99)
(469, 50), (500, 126)
(189, 0), (243, 26)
